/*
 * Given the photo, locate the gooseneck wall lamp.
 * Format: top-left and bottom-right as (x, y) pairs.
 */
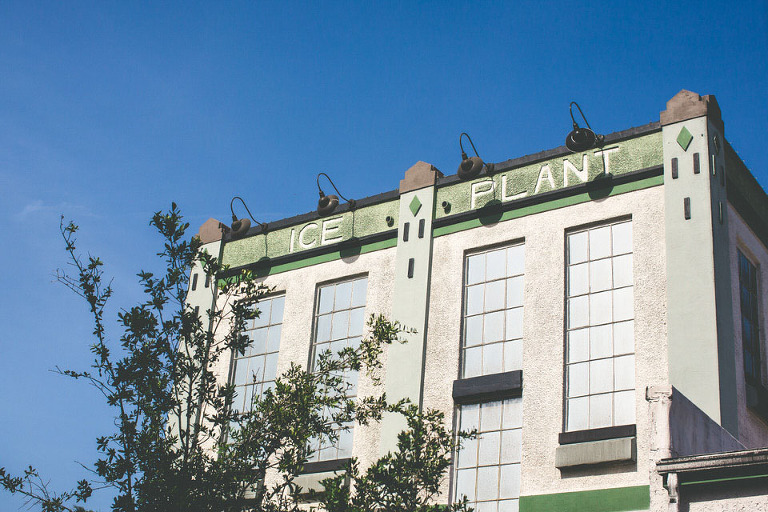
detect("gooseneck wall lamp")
(457, 132), (494, 180)
(565, 102), (605, 153)
(316, 172), (356, 216)
(229, 196), (267, 240)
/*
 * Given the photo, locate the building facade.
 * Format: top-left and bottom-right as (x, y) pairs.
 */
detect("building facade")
(188, 90), (768, 511)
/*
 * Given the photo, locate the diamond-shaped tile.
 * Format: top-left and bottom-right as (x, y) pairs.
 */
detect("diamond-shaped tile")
(677, 126), (693, 151)
(409, 195), (422, 216)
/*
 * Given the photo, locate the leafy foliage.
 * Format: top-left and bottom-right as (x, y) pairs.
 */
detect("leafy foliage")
(0, 205), (470, 512)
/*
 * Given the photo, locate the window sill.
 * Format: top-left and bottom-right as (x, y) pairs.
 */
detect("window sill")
(555, 425), (637, 468)
(452, 370), (522, 405)
(559, 424), (637, 445)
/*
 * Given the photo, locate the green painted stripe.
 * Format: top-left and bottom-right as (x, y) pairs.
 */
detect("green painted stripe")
(217, 237), (397, 285)
(681, 473), (768, 486)
(519, 485), (650, 512)
(433, 175), (664, 238)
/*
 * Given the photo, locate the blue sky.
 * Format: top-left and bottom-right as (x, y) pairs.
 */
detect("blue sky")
(1, 1), (766, 510)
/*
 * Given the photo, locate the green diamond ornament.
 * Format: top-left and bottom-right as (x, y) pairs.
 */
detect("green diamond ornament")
(677, 126), (693, 151)
(409, 195), (422, 216)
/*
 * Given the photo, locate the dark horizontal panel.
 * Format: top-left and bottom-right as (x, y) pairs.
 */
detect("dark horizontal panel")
(301, 458), (350, 475)
(559, 424), (637, 445)
(453, 370), (522, 405)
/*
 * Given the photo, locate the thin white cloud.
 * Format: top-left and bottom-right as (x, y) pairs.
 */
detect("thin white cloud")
(14, 200), (94, 221)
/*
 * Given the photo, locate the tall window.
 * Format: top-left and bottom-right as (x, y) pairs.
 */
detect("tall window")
(454, 398), (522, 512)
(463, 244), (525, 378)
(739, 250), (762, 385)
(565, 220), (635, 431)
(308, 276), (368, 462)
(231, 294), (285, 412)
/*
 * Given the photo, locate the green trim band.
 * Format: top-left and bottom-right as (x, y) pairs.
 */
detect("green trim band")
(519, 485), (650, 512)
(217, 237), (397, 284)
(682, 473), (768, 486)
(433, 175), (664, 238)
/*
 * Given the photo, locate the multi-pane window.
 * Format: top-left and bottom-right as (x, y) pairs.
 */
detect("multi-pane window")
(454, 398), (522, 512)
(308, 276), (368, 462)
(739, 250), (762, 385)
(463, 244), (525, 378)
(565, 220), (635, 431)
(231, 294), (285, 412)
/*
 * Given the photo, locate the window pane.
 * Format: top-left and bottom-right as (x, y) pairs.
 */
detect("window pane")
(589, 393), (613, 428)
(464, 346), (482, 378)
(613, 254), (633, 288)
(458, 436), (478, 468)
(568, 328), (589, 363)
(590, 258), (612, 292)
(504, 340), (522, 371)
(349, 308), (365, 337)
(461, 403), (480, 432)
(499, 464), (521, 500)
(612, 222), (632, 255)
(589, 226), (611, 259)
(487, 249), (506, 281)
(331, 310), (350, 340)
(483, 342), (503, 375)
(502, 398), (523, 430)
(501, 430), (521, 464)
(467, 285), (484, 315)
(467, 254), (485, 285)
(455, 468), (477, 502)
(250, 328), (267, 355)
(614, 390), (635, 425)
(569, 263), (589, 297)
(507, 276), (524, 308)
(613, 287), (634, 322)
(465, 316), (483, 347)
(568, 232), (588, 264)
(505, 307), (523, 340)
(567, 396), (589, 431)
(476, 466), (499, 501)
(507, 245), (525, 275)
(334, 281), (353, 310)
(590, 359), (613, 394)
(478, 431), (500, 466)
(590, 325), (612, 359)
(568, 362), (589, 397)
(613, 321), (634, 355)
(481, 401), (503, 432)
(316, 314), (332, 342)
(568, 296), (589, 329)
(254, 300), (271, 327)
(485, 280), (505, 312)
(484, 312), (504, 343)
(267, 325), (281, 353)
(590, 290), (612, 325)
(318, 287), (334, 314)
(351, 278), (367, 307)
(614, 355), (635, 391)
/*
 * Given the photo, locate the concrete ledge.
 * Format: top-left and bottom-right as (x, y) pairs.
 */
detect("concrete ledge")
(555, 437), (636, 468)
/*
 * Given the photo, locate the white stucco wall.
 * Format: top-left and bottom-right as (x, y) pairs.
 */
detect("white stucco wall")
(728, 205), (768, 448)
(422, 185), (669, 504)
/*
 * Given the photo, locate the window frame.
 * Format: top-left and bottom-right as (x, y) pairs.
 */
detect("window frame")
(306, 274), (369, 463)
(228, 292), (286, 413)
(562, 216), (636, 433)
(458, 239), (526, 381)
(738, 249), (764, 387)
